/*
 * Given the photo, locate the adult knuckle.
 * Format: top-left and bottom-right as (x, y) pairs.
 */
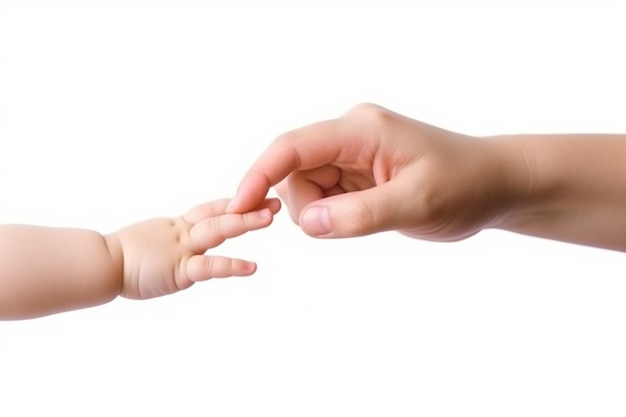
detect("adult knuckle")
(340, 201), (375, 236)
(274, 128), (301, 147)
(347, 102), (381, 115)
(345, 103), (395, 130)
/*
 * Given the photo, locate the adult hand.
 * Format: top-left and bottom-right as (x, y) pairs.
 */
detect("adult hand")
(228, 104), (525, 241)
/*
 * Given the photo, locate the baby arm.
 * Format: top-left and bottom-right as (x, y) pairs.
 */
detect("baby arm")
(0, 198), (280, 320)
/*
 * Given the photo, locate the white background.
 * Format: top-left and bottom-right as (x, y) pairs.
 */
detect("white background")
(2, 2), (626, 416)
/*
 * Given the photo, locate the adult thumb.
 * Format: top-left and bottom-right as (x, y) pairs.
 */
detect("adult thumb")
(299, 181), (405, 238)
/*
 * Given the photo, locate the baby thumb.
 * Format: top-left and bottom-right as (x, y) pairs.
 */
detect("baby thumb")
(299, 182), (403, 238)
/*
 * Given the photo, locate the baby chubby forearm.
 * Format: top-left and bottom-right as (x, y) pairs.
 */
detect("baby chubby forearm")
(0, 225), (122, 319)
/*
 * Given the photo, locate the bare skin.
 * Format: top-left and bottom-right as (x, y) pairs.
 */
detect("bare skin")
(228, 103), (626, 252)
(0, 198), (281, 320)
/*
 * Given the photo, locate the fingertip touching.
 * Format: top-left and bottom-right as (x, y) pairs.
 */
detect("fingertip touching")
(228, 120), (352, 214)
(226, 170), (273, 214)
(266, 197), (282, 215)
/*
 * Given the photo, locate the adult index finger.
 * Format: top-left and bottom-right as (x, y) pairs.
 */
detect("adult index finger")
(227, 118), (356, 213)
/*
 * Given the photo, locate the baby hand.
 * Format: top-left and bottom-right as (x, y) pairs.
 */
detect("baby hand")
(106, 198), (280, 300)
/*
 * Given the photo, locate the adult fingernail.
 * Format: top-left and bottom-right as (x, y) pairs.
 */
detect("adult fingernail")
(302, 206), (331, 236)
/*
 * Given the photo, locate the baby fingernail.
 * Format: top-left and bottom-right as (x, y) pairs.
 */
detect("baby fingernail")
(226, 195), (238, 212)
(302, 206), (331, 236)
(258, 208), (272, 220)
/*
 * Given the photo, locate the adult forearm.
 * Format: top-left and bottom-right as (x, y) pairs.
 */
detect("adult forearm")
(0, 226), (122, 319)
(491, 134), (626, 251)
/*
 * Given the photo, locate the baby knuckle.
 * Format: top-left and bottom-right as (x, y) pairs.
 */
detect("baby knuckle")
(203, 256), (221, 273)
